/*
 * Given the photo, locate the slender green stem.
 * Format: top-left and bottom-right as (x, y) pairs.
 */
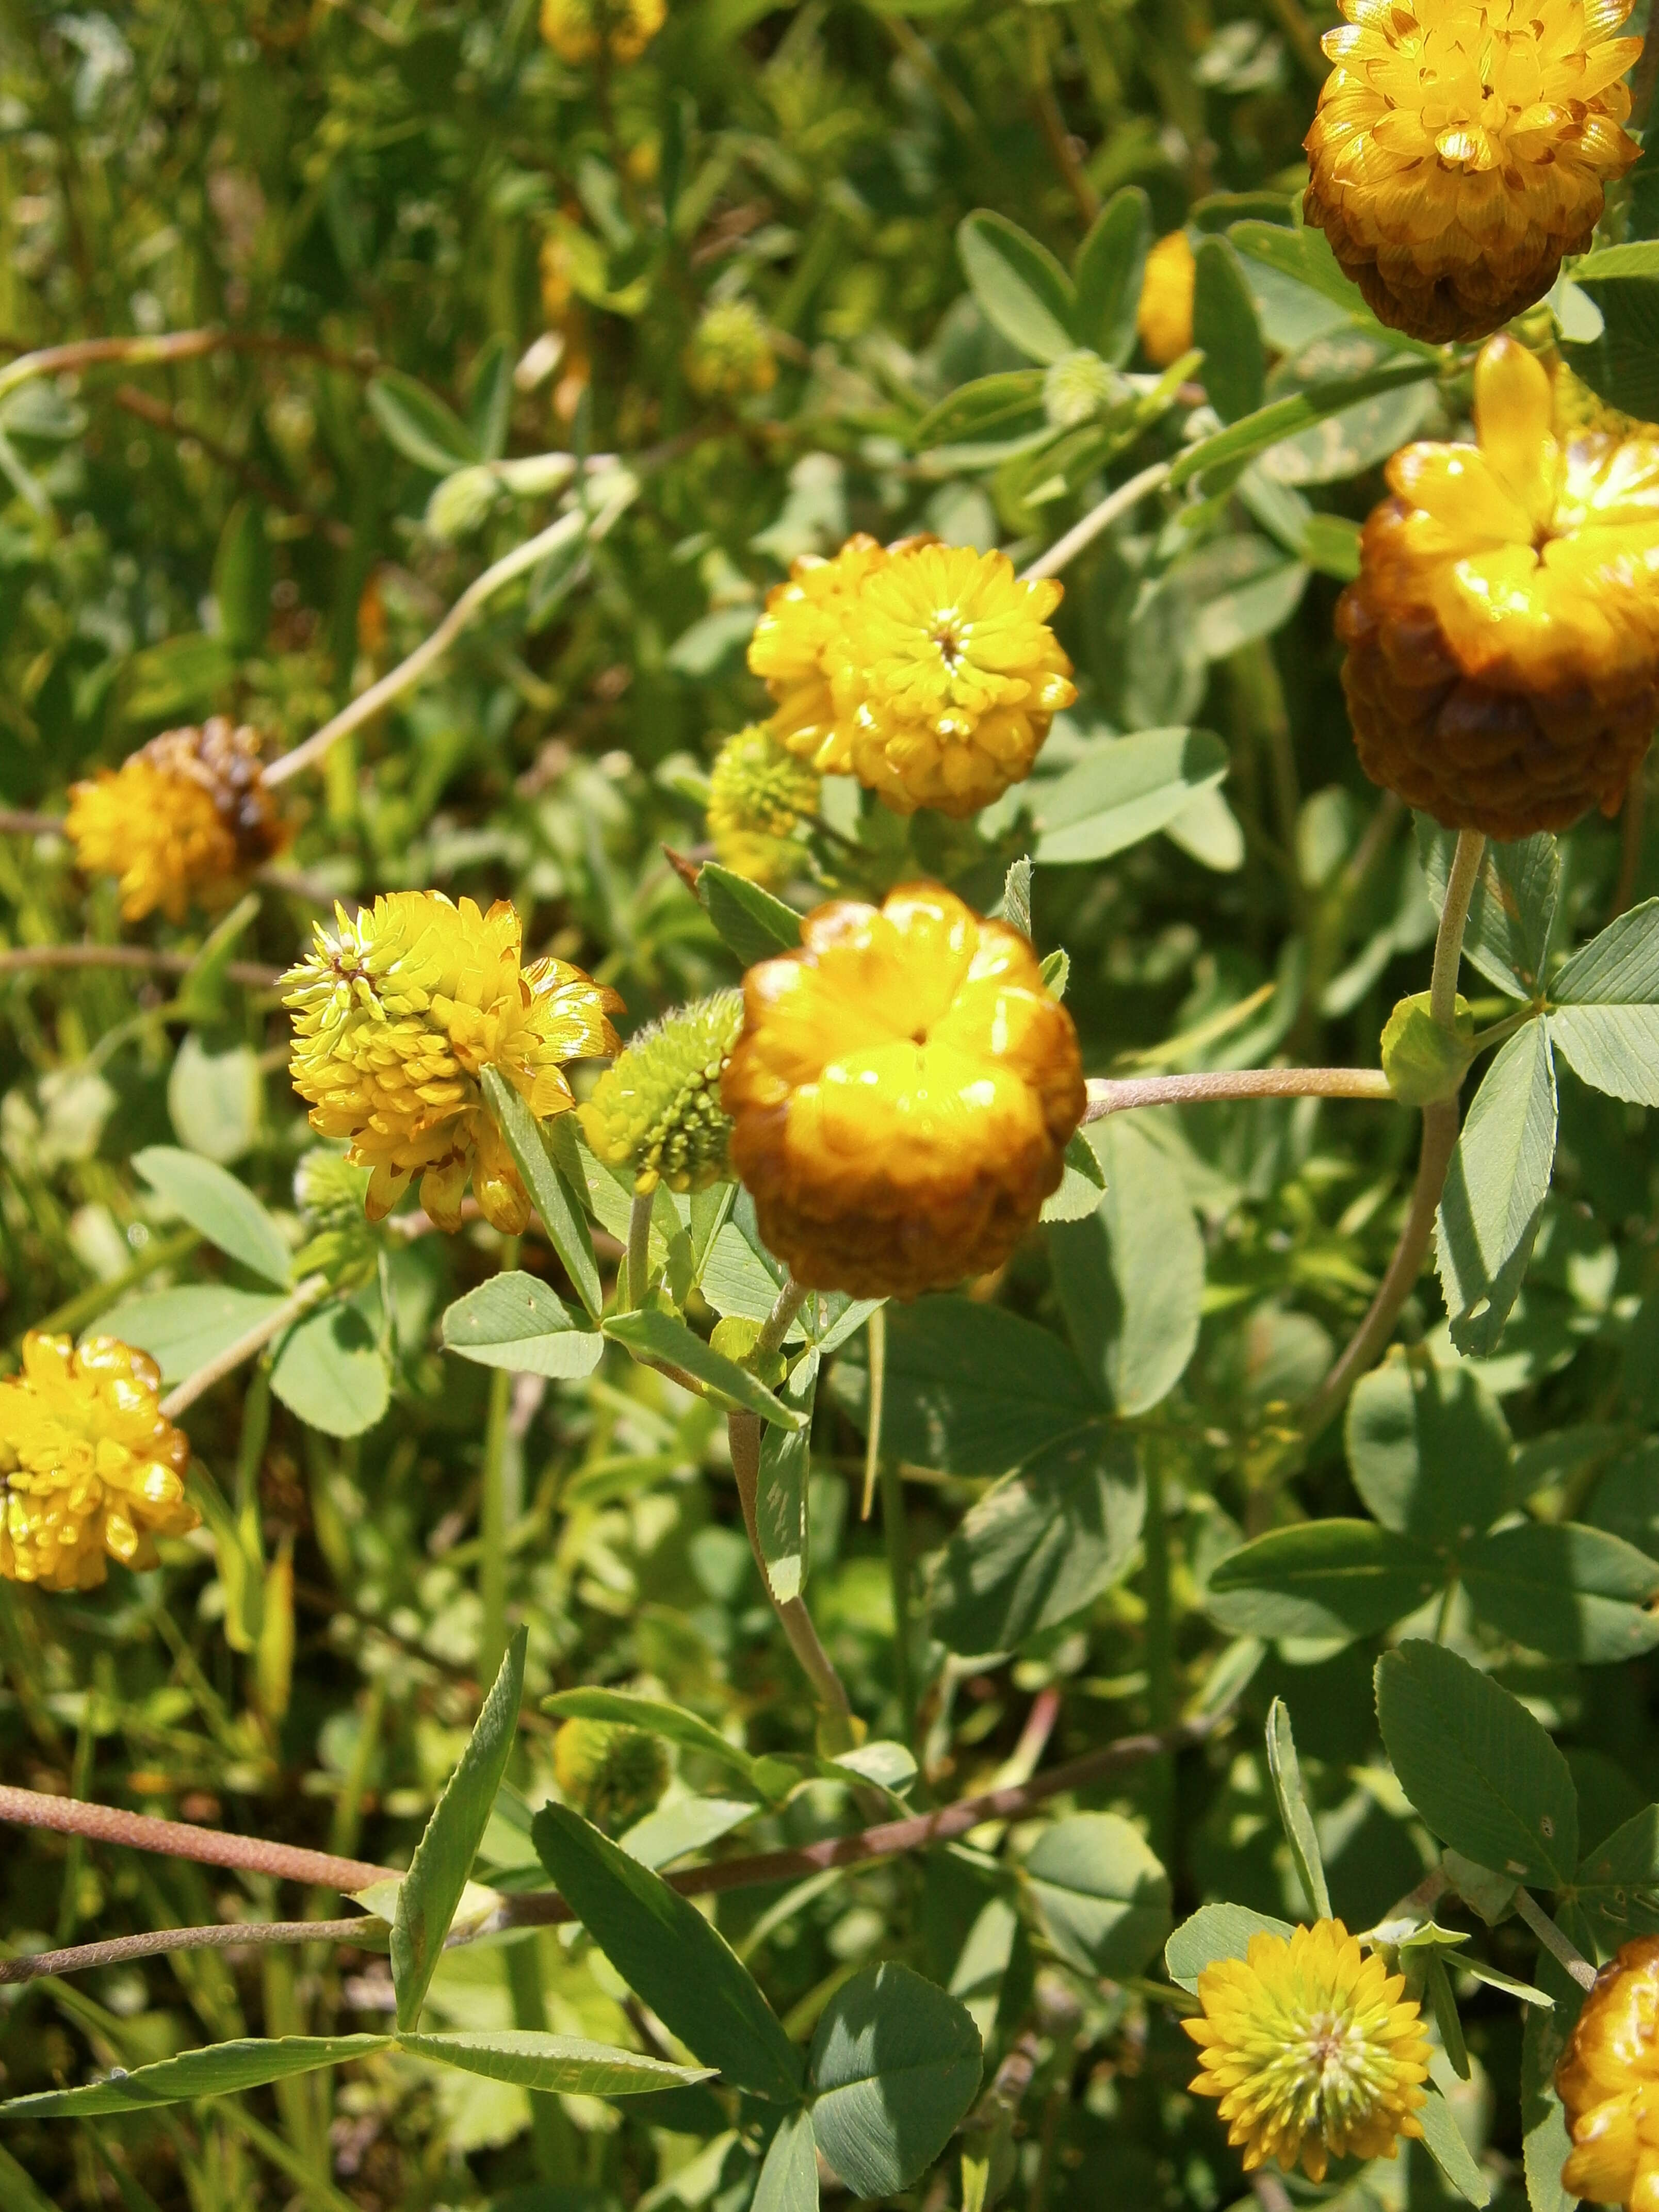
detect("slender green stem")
(860, 1300), (887, 1519)
(625, 1190), (653, 1310)
(1084, 1067), (1391, 1120)
(1513, 1888), (1598, 1992)
(505, 1936), (578, 2178)
(880, 1455), (915, 1744)
(159, 1276), (327, 1420)
(1299, 831), (1486, 1439)
(757, 1275), (809, 1360)
(728, 1410), (855, 1744)
(1142, 1445), (1175, 1857)
(1021, 460), (1172, 583)
(479, 1357), (515, 1691)
(21, 1225), (199, 1347)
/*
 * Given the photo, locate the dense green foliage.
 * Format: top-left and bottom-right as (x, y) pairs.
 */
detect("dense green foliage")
(5, 3), (1659, 2211)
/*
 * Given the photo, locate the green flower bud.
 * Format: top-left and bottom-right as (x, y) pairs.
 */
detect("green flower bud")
(553, 1718), (671, 1834)
(1043, 348), (1120, 430)
(684, 300), (777, 402)
(578, 991), (744, 1195)
(294, 1148), (373, 1231)
(707, 725), (820, 889)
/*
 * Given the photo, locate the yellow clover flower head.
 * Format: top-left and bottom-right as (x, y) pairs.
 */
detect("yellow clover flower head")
(540, 0), (664, 65)
(750, 539), (1077, 820)
(1183, 1919), (1432, 2184)
(283, 891), (623, 1234)
(1137, 231), (1196, 367)
(0, 1334), (198, 1592)
(1304, 0), (1644, 343)
(554, 1717), (671, 1835)
(685, 300), (777, 402)
(578, 990), (744, 1195)
(1338, 333), (1659, 839)
(66, 718), (291, 924)
(1557, 1934), (1659, 2209)
(706, 724), (821, 888)
(722, 883), (1085, 1299)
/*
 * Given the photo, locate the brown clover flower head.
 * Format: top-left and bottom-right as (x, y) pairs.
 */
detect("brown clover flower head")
(1337, 334), (1659, 838)
(0, 1334), (198, 1592)
(283, 891), (622, 1233)
(722, 882), (1084, 1299)
(1557, 1934), (1659, 2210)
(1304, 0), (1643, 342)
(66, 718), (291, 923)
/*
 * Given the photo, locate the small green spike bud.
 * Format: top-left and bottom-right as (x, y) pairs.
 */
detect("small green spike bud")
(578, 991), (744, 1195)
(1043, 348), (1121, 429)
(684, 300), (777, 401)
(706, 725), (821, 890)
(294, 1147), (373, 1230)
(553, 1718), (671, 1835)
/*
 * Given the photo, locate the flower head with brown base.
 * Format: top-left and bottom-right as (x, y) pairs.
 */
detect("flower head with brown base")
(1337, 334), (1659, 838)
(0, 1335), (198, 1592)
(1305, 0), (1642, 343)
(67, 718), (291, 924)
(283, 891), (622, 1233)
(1184, 1920), (1432, 2184)
(1557, 1934), (1659, 2210)
(750, 538), (1076, 820)
(722, 883), (1084, 1299)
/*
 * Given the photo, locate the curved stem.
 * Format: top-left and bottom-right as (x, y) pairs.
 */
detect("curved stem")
(728, 1409), (854, 1739)
(0, 1918), (373, 1987)
(1021, 460), (1172, 583)
(1084, 1066), (1392, 1119)
(1299, 828), (1486, 1439)
(265, 478), (637, 789)
(159, 1276), (327, 1420)
(1513, 1888), (1597, 1992)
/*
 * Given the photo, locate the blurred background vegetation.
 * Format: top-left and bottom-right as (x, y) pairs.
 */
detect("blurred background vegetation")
(2, 0), (1658, 2207)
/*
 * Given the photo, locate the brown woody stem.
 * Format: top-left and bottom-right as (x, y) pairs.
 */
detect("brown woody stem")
(0, 1715), (1226, 1979)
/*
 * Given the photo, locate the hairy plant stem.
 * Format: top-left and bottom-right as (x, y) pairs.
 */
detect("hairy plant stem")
(266, 479), (636, 789)
(728, 1408), (854, 1742)
(157, 1277), (328, 1421)
(1299, 828), (1486, 1439)
(0, 1919), (374, 1986)
(0, 1713), (1230, 1981)
(1514, 1887), (1598, 1992)
(756, 1276), (809, 1360)
(1021, 461), (1172, 583)
(1084, 1067), (1392, 1119)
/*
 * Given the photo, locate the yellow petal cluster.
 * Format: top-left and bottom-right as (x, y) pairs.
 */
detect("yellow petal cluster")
(540, 0), (664, 64)
(706, 724), (821, 888)
(66, 718), (291, 924)
(1305, 0), (1643, 343)
(722, 883), (1084, 1299)
(283, 891), (622, 1233)
(1338, 334), (1659, 837)
(749, 538), (1076, 819)
(1137, 231), (1196, 367)
(1557, 1934), (1659, 2210)
(1184, 1920), (1432, 2184)
(0, 1335), (198, 1592)
(684, 300), (777, 402)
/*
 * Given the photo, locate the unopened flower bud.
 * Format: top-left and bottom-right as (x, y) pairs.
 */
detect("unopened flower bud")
(579, 993), (744, 1195)
(685, 300), (777, 402)
(553, 1718), (671, 1834)
(1043, 349), (1119, 430)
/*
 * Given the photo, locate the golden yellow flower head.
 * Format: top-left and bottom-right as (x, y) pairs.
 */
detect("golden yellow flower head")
(0, 1335), (198, 1592)
(684, 300), (777, 402)
(540, 0), (664, 64)
(1557, 1934), (1659, 2210)
(706, 724), (821, 888)
(554, 1717), (671, 1835)
(1183, 1920), (1432, 2185)
(578, 990), (744, 1195)
(750, 539), (1076, 820)
(722, 883), (1084, 1299)
(66, 718), (291, 924)
(1337, 334), (1659, 837)
(1304, 0), (1643, 343)
(283, 891), (622, 1234)
(1138, 231), (1196, 367)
